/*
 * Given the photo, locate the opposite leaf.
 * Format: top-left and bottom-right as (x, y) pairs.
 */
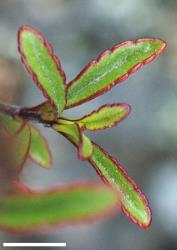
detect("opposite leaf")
(53, 122), (93, 160)
(79, 134), (93, 160)
(0, 112), (24, 135)
(0, 182), (119, 232)
(66, 39), (166, 108)
(18, 26), (66, 113)
(13, 125), (31, 172)
(53, 122), (81, 146)
(29, 124), (52, 168)
(89, 143), (151, 228)
(75, 103), (131, 131)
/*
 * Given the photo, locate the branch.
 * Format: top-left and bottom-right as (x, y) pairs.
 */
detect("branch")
(0, 102), (53, 126)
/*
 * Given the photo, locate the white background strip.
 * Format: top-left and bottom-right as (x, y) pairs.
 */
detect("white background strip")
(3, 243), (66, 247)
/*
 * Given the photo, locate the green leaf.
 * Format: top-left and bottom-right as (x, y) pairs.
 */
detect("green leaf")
(66, 39), (166, 108)
(89, 143), (151, 228)
(0, 132), (21, 188)
(13, 125), (31, 172)
(53, 121), (93, 160)
(18, 26), (66, 113)
(0, 112), (30, 172)
(54, 124), (151, 228)
(75, 103), (131, 131)
(79, 134), (93, 160)
(29, 124), (52, 168)
(0, 112), (24, 134)
(0, 182), (119, 232)
(53, 122), (81, 146)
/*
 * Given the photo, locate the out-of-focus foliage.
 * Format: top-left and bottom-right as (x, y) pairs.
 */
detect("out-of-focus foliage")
(0, 182), (119, 233)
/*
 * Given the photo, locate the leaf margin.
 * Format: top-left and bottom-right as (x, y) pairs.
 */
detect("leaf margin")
(53, 121), (92, 160)
(14, 124), (31, 173)
(56, 127), (152, 229)
(0, 181), (120, 234)
(18, 25), (66, 113)
(28, 123), (52, 169)
(0, 112), (26, 136)
(75, 103), (131, 131)
(78, 133), (93, 160)
(66, 38), (167, 109)
(88, 142), (152, 229)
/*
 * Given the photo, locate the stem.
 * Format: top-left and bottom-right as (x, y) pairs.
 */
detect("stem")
(0, 102), (53, 126)
(0, 103), (20, 117)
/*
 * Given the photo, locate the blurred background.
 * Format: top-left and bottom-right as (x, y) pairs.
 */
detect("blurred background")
(0, 0), (176, 249)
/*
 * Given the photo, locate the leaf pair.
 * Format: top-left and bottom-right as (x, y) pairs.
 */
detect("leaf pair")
(18, 26), (166, 113)
(0, 114), (120, 233)
(16, 25), (166, 229)
(0, 112), (51, 171)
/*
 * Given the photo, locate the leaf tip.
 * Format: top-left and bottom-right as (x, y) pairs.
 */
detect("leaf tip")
(78, 135), (93, 161)
(118, 103), (131, 117)
(17, 25), (66, 114)
(142, 207), (152, 229)
(154, 38), (167, 51)
(121, 188), (152, 229)
(17, 25), (38, 52)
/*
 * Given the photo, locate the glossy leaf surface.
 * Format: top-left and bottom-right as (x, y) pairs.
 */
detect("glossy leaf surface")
(18, 26), (66, 113)
(0, 182), (119, 232)
(29, 124), (52, 168)
(89, 143), (151, 228)
(76, 103), (131, 131)
(66, 39), (166, 108)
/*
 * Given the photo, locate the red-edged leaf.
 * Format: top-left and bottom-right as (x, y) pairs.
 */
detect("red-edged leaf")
(28, 124), (52, 168)
(0, 112), (25, 135)
(0, 124), (31, 176)
(53, 121), (82, 146)
(55, 126), (151, 228)
(53, 121), (93, 160)
(18, 26), (66, 113)
(0, 132), (20, 193)
(0, 181), (120, 233)
(75, 103), (131, 131)
(88, 142), (151, 228)
(78, 133), (93, 160)
(13, 125), (31, 173)
(66, 38), (166, 108)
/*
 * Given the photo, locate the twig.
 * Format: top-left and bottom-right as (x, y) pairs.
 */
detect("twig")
(0, 102), (53, 126)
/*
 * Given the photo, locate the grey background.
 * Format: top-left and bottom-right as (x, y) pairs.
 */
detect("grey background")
(0, 0), (177, 249)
